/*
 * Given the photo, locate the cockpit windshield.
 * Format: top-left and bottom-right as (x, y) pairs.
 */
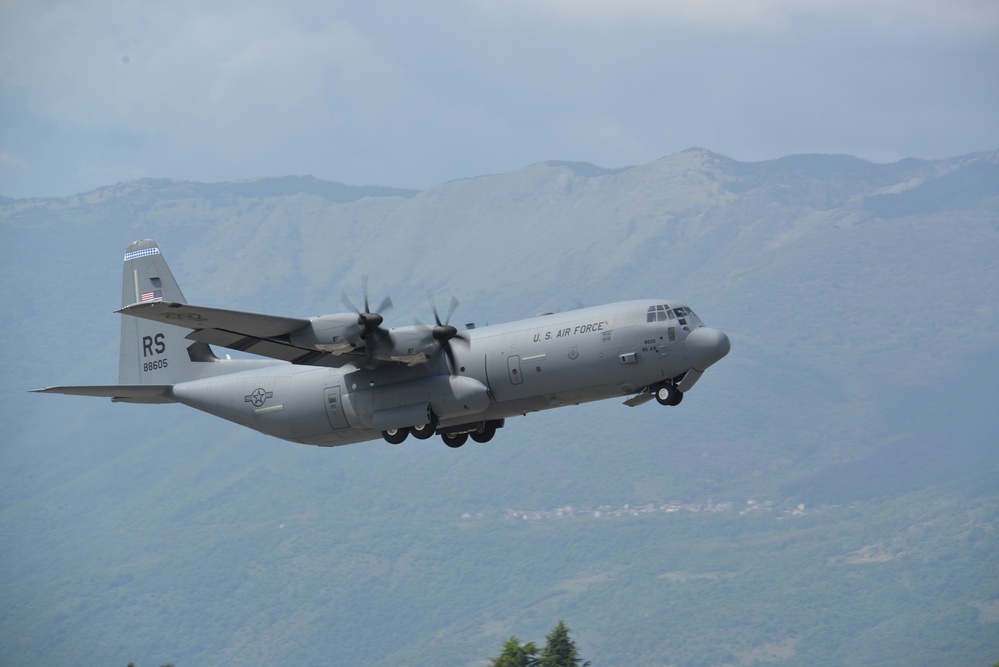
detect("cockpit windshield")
(646, 304), (696, 323)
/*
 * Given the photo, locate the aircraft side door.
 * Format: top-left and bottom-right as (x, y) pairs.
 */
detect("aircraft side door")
(484, 351), (526, 402)
(324, 385), (349, 430)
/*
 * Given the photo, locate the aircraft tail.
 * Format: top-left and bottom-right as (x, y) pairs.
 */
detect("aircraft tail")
(118, 239), (216, 385)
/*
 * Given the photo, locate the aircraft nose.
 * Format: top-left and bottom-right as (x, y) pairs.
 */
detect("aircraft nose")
(685, 327), (731, 371)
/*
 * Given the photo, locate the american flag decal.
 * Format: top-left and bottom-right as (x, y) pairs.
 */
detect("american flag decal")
(140, 290), (163, 302)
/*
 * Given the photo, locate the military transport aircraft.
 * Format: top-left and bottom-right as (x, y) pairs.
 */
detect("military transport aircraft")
(35, 240), (730, 448)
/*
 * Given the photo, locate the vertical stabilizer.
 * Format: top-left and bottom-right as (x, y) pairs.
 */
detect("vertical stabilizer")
(118, 240), (204, 384)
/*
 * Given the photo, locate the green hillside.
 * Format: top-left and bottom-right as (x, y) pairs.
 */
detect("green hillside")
(1, 149), (997, 666)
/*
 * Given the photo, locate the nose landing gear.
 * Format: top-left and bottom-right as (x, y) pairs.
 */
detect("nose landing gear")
(654, 383), (684, 407)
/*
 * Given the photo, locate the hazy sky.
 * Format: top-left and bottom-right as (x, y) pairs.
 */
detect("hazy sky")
(1, 0), (997, 198)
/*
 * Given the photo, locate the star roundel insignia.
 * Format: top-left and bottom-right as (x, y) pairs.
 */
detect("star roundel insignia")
(245, 387), (274, 407)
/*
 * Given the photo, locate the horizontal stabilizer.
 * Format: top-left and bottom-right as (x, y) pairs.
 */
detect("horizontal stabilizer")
(32, 385), (175, 404)
(118, 301), (310, 337)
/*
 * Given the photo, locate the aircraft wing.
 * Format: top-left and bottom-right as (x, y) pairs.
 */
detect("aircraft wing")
(118, 301), (309, 336)
(32, 384), (175, 404)
(117, 301), (357, 367)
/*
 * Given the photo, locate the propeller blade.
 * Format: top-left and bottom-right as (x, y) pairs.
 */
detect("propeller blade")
(428, 290), (443, 327)
(375, 295), (394, 316)
(443, 342), (457, 373)
(341, 290), (360, 315)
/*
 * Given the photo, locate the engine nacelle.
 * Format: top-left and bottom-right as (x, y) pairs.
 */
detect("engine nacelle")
(383, 327), (439, 365)
(288, 314), (362, 353)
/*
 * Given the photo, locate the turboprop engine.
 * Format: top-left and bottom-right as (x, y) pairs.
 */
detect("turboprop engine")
(288, 314), (365, 353)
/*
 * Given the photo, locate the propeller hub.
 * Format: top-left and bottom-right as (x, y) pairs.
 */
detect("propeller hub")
(433, 324), (458, 342)
(359, 312), (384, 331)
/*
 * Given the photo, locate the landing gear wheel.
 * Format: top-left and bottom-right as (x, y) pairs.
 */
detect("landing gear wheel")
(655, 384), (682, 407)
(442, 432), (468, 448)
(382, 428), (409, 445)
(410, 413), (438, 440)
(470, 421), (497, 443)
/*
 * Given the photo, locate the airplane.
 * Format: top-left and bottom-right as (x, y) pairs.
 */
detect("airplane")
(34, 240), (731, 448)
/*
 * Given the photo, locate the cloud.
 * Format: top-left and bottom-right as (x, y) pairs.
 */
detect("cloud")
(1, 0), (997, 197)
(530, 0), (999, 36)
(0, 151), (28, 170)
(1, 2), (398, 131)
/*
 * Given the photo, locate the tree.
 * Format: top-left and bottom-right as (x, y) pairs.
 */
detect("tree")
(538, 620), (591, 667)
(489, 636), (539, 667)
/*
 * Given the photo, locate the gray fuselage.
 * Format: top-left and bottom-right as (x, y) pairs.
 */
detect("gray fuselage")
(169, 300), (726, 446)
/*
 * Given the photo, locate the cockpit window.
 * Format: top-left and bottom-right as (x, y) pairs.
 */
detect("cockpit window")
(648, 305), (671, 322)
(645, 305), (694, 322)
(648, 304), (693, 323)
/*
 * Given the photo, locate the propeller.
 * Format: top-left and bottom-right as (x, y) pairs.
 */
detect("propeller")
(427, 291), (468, 374)
(342, 276), (393, 367)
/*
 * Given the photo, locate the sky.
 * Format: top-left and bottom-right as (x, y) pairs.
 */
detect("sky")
(1, 0), (997, 198)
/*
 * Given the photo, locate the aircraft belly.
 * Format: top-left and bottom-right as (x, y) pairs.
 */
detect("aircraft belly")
(467, 385), (627, 423)
(297, 428), (381, 447)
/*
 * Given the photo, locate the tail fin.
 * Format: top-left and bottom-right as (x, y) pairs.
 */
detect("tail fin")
(118, 240), (215, 385)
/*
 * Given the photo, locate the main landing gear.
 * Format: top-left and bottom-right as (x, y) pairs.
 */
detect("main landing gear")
(442, 432), (468, 448)
(409, 413), (438, 440)
(654, 382), (684, 407)
(382, 427), (408, 445)
(381, 418), (504, 448)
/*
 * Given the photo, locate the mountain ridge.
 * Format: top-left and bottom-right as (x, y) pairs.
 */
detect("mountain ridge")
(1, 148), (997, 667)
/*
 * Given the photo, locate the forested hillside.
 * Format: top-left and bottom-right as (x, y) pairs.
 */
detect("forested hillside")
(2, 149), (997, 666)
